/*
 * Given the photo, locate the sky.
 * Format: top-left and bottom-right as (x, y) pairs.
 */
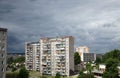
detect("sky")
(0, 0), (120, 53)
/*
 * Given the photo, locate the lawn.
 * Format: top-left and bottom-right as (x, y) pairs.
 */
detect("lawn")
(29, 71), (78, 78)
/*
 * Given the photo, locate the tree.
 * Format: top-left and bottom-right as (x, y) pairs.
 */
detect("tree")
(95, 57), (102, 64)
(103, 58), (119, 78)
(86, 62), (94, 78)
(7, 57), (14, 64)
(15, 56), (25, 63)
(55, 72), (61, 78)
(17, 67), (29, 78)
(77, 70), (94, 78)
(74, 52), (81, 65)
(103, 49), (120, 62)
(77, 70), (85, 78)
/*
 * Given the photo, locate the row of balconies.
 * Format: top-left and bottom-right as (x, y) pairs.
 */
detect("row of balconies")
(56, 64), (66, 67)
(56, 47), (66, 51)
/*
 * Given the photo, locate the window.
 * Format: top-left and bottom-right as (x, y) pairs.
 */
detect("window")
(2, 61), (4, 64)
(1, 54), (4, 57)
(1, 68), (4, 72)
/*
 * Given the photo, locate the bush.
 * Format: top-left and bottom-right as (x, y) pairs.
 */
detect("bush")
(55, 72), (61, 78)
(17, 67), (29, 78)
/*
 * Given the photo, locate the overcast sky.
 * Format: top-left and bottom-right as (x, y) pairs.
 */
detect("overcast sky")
(0, 0), (120, 53)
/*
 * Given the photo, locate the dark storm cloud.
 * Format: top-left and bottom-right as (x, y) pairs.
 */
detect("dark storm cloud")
(8, 32), (24, 52)
(0, 0), (120, 53)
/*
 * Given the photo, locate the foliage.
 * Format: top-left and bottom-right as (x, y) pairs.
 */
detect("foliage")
(77, 70), (94, 78)
(77, 70), (85, 78)
(95, 57), (102, 64)
(103, 58), (119, 78)
(86, 62), (93, 74)
(14, 56), (25, 63)
(11, 66), (17, 72)
(85, 62), (94, 78)
(7, 56), (25, 72)
(74, 52), (81, 65)
(7, 57), (14, 64)
(55, 72), (61, 78)
(6, 72), (18, 78)
(103, 49), (120, 62)
(7, 56), (25, 64)
(17, 67), (29, 78)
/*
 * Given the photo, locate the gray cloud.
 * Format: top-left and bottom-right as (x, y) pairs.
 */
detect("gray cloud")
(0, 0), (120, 53)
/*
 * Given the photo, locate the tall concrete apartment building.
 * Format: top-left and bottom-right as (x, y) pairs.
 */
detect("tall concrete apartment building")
(0, 28), (7, 78)
(76, 46), (89, 61)
(40, 36), (74, 76)
(25, 42), (40, 71)
(25, 36), (74, 76)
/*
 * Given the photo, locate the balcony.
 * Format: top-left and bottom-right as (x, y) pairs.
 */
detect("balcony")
(43, 48), (51, 51)
(42, 62), (47, 65)
(56, 47), (65, 51)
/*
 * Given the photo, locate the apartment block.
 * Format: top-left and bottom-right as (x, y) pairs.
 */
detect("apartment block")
(40, 36), (74, 76)
(0, 28), (7, 78)
(76, 46), (89, 61)
(83, 53), (96, 63)
(25, 42), (40, 71)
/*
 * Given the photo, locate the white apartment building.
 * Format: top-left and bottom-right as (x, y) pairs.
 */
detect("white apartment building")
(0, 28), (7, 78)
(25, 42), (40, 71)
(76, 46), (89, 61)
(40, 36), (74, 76)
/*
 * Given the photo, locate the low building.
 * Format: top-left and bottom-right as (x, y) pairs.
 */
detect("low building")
(99, 64), (106, 72)
(93, 64), (120, 78)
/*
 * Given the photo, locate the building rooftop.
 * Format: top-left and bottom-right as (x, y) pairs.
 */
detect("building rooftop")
(0, 28), (7, 31)
(41, 36), (73, 40)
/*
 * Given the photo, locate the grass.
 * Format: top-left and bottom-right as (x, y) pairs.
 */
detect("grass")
(29, 71), (40, 78)
(29, 71), (78, 78)
(6, 71), (19, 78)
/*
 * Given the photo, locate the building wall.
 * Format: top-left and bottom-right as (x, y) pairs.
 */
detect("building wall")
(99, 64), (106, 72)
(0, 28), (7, 78)
(40, 36), (74, 76)
(76, 46), (89, 61)
(83, 53), (96, 63)
(25, 42), (40, 71)
(69, 36), (74, 75)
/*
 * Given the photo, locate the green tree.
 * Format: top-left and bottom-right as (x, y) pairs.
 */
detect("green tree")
(103, 49), (120, 62)
(55, 72), (61, 78)
(7, 57), (14, 64)
(95, 57), (102, 64)
(15, 56), (25, 63)
(17, 67), (29, 78)
(77, 70), (94, 78)
(86, 62), (94, 78)
(103, 58), (119, 78)
(74, 52), (81, 65)
(77, 70), (85, 78)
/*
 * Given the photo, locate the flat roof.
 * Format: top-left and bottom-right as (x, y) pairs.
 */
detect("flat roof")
(0, 28), (7, 31)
